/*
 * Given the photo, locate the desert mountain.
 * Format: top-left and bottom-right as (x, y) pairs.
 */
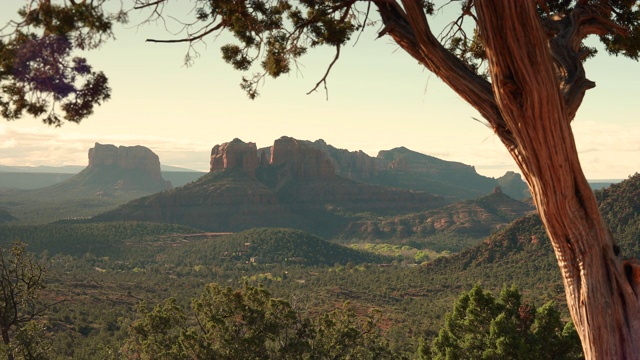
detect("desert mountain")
(59, 143), (173, 194)
(265, 139), (531, 201)
(0, 143), (172, 224)
(92, 137), (447, 237)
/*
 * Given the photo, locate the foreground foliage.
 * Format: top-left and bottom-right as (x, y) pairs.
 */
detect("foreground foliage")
(122, 283), (397, 359)
(0, 242), (50, 360)
(428, 285), (583, 360)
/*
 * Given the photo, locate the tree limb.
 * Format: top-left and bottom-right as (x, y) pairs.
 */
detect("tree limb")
(373, 0), (516, 150)
(307, 45), (341, 99)
(146, 22), (225, 44)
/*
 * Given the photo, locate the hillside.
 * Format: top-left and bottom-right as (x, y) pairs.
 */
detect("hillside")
(282, 174), (640, 338)
(3, 176), (635, 358)
(161, 227), (391, 267)
(0, 223), (390, 268)
(414, 174), (640, 303)
(338, 187), (536, 250)
(0, 221), (201, 259)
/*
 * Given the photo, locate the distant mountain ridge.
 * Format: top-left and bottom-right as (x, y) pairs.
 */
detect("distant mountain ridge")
(0, 165), (86, 173)
(260, 138), (530, 201)
(0, 163), (200, 173)
(91, 137), (449, 237)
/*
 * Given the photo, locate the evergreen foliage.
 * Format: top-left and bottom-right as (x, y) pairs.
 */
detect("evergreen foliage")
(429, 285), (583, 360)
(122, 283), (398, 359)
(0, 242), (51, 360)
(0, 1), (125, 125)
(170, 227), (392, 266)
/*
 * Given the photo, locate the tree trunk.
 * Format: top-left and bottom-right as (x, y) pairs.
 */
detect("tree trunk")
(2, 328), (13, 360)
(472, 2), (640, 359)
(375, 0), (640, 356)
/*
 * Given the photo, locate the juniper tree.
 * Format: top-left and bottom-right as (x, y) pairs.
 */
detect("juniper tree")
(0, 242), (50, 360)
(429, 285), (583, 360)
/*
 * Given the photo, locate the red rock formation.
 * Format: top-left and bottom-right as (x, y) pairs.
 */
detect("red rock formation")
(270, 136), (336, 180)
(88, 143), (164, 181)
(86, 143), (171, 191)
(210, 138), (259, 177)
(309, 139), (380, 179)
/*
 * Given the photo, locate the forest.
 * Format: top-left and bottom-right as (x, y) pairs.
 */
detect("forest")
(0, 174), (637, 358)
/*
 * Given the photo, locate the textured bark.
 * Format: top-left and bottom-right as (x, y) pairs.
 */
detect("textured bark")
(474, 2), (640, 358)
(374, 0), (640, 358)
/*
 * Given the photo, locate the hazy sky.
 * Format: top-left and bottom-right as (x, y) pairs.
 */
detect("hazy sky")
(1, 2), (638, 179)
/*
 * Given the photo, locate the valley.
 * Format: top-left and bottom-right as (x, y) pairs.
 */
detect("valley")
(0, 138), (636, 358)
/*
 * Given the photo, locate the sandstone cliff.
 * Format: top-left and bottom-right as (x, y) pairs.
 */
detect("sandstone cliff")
(96, 137), (448, 237)
(89, 143), (163, 180)
(92, 136), (531, 237)
(210, 138), (259, 177)
(307, 139), (381, 179)
(269, 136), (336, 180)
(291, 142), (529, 201)
(77, 142), (171, 192)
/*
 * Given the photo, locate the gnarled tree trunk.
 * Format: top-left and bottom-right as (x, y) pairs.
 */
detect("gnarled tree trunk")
(375, 0), (640, 358)
(474, 3), (640, 358)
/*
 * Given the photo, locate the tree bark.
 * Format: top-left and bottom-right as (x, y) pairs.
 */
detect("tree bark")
(376, 0), (640, 358)
(473, 1), (640, 358)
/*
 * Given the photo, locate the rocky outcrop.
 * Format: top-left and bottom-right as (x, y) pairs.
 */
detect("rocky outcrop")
(210, 138), (258, 177)
(270, 136), (336, 180)
(497, 171), (530, 199)
(83, 143), (171, 192)
(379, 147), (471, 173)
(209, 137), (336, 181)
(307, 139), (381, 179)
(88, 143), (164, 181)
(208, 137), (529, 201)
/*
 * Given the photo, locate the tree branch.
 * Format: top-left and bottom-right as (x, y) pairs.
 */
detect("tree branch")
(133, 0), (166, 11)
(307, 45), (341, 99)
(373, 0), (516, 150)
(145, 22), (224, 44)
(541, 1), (630, 122)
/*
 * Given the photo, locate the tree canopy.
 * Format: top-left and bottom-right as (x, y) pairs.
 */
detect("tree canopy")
(122, 282), (397, 359)
(428, 285), (583, 360)
(3, 1), (639, 124)
(0, 0), (125, 125)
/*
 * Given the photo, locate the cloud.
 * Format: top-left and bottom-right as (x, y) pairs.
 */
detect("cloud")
(0, 138), (17, 149)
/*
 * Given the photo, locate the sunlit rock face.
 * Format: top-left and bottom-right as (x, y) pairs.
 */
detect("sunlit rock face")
(269, 136), (336, 180)
(210, 138), (259, 177)
(87, 142), (171, 191)
(209, 136), (339, 180)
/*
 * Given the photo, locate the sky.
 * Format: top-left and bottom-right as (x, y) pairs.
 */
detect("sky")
(1, 2), (639, 179)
